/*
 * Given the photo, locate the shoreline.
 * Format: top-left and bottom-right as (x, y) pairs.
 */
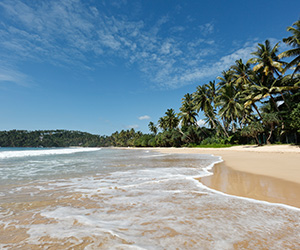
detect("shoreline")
(133, 145), (300, 208)
(200, 162), (300, 208)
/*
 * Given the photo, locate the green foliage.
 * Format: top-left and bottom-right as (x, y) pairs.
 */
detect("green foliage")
(155, 129), (182, 147)
(191, 144), (234, 148)
(280, 20), (300, 75)
(290, 103), (300, 132)
(2, 20), (300, 149)
(179, 93), (198, 127)
(199, 135), (232, 145)
(0, 129), (156, 148)
(0, 130), (105, 147)
(158, 109), (179, 131)
(241, 121), (264, 145)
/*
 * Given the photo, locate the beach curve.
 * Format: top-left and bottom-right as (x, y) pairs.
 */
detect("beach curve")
(143, 145), (300, 208)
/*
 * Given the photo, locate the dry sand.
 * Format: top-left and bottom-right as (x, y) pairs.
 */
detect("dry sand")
(148, 145), (300, 208)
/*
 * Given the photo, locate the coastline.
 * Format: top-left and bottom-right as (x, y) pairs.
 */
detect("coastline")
(139, 145), (300, 208)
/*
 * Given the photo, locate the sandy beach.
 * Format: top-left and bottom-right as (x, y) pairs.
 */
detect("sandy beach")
(1, 147), (300, 248)
(150, 145), (300, 208)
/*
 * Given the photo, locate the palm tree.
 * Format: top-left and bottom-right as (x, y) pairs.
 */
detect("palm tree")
(248, 40), (284, 80)
(217, 70), (234, 88)
(216, 82), (243, 131)
(207, 80), (217, 98)
(279, 20), (300, 77)
(230, 59), (252, 90)
(245, 74), (299, 114)
(163, 108), (179, 131)
(269, 75), (300, 110)
(243, 87), (264, 120)
(193, 82), (230, 137)
(158, 117), (167, 131)
(193, 84), (217, 128)
(179, 93), (198, 127)
(242, 56), (285, 121)
(262, 112), (280, 144)
(148, 121), (157, 135)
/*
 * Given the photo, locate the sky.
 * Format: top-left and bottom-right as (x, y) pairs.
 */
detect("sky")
(0, 0), (299, 135)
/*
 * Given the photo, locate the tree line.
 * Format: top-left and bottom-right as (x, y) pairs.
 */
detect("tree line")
(0, 130), (106, 147)
(148, 20), (300, 146)
(1, 21), (299, 148)
(0, 129), (155, 148)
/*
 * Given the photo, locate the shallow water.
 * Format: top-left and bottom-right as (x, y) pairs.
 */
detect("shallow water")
(0, 148), (299, 249)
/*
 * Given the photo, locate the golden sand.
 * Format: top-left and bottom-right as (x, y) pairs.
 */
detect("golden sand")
(151, 145), (300, 208)
(1, 145), (300, 248)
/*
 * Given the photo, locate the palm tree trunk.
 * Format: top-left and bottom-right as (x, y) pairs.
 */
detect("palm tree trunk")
(279, 92), (291, 110)
(269, 95), (280, 112)
(206, 113), (216, 129)
(266, 128), (273, 144)
(253, 103), (263, 120)
(197, 124), (208, 136)
(255, 134), (260, 145)
(218, 120), (229, 138)
(178, 127), (192, 143)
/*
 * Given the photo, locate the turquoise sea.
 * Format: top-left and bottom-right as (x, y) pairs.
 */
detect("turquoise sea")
(0, 147), (299, 249)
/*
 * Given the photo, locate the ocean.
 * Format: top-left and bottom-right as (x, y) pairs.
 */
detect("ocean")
(0, 147), (299, 249)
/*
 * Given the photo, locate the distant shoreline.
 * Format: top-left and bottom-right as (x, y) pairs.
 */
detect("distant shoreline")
(128, 145), (300, 208)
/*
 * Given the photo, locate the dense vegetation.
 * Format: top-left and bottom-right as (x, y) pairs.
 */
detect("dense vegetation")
(0, 129), (156, 148)
(148, 20), (300, 147)
(0, 130), (107, 147)
(1, 20), (299, 148)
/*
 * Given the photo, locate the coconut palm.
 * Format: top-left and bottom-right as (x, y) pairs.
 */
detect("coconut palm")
(179, 93), (198, 127)
(194, 82), (231, 137)
(279, 20), (300, 77)
(248, 40), (284, 80)
(148, 121), (157, 135)
(243, 85), (264, 121)
(193, 84), (217, 128)
(246, 73), (299, 114)
(269, 75), (300, 110)
(158, 117), (167, 131)
(230, 59), (252, 90)
(163, 108), (179, 131)
(216, 82), (243, 131)
(217, 70), (234, 88)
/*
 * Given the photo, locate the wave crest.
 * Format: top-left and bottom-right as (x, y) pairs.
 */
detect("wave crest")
(0, 148), (101, 159)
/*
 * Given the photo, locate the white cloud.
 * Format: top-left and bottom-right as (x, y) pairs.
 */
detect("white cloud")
(127, 124), (139, 129)
(0, 0), (214, 89)
(138, 115), (150, 120)
(199, 22), (214, 36)
(197, 119), (207, 127)
(0, 65), (32, 87)
(0, 1), (274, 90)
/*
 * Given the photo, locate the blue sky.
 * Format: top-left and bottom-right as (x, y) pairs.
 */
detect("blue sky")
(0, 0), (299, 135)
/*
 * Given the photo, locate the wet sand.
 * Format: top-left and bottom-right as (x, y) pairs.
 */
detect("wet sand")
(1, 147), (300, 248)
(151, 145), (300, 208)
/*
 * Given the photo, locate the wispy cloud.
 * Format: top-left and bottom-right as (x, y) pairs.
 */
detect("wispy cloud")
(0, 65), (32, 86)
(138, 115), (150, 120)
(0, 0), (272, 89)
(199, 22), (214, 36)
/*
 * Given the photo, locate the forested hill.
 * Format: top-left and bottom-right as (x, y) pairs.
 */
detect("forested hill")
(0, 130), (109, 147)
(0, 129), (155, 147)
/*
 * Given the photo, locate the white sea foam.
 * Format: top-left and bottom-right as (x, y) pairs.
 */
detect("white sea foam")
(1, 149), (300, 249)
(0, 147), (101, 159)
